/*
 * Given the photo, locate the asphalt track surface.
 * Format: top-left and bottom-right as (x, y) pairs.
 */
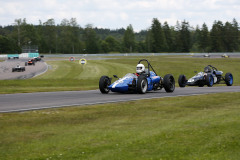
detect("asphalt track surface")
(0, 58), (48, 80)
(0, 86), (240, 113)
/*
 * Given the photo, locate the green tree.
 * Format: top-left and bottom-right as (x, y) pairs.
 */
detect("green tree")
(162, 21), (173, 52)
(58, 18), (82, 54)
(69, 18), (83, 54)
(123, 24), (135, 52)
(0, 35), (20, 53)
(222, 19), (239, 52)
(10, 18), (39, 52)
(223, 21), (235, 52)
(145, 29), (153, 53)
(179, 20), (191, 52)
(210, 20), (224, 52)
(12, 19), (26, 47)
(190, 25), (201, 52)
(83, 24), (100, 54)
(105, 36), (120, 52)
(174, 21), (182, 52)
(150, 18), (167, 52)
(40, 19), (57, 53)
(231, 18), (239, 51)
(100, 40), (110, 53)
(136, 41), (146, 53)
(199, 23), (210, 52)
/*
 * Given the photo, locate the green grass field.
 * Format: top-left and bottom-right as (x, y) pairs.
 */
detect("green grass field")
(1, 56), (240, 159)
(0, 92), (240, 159)
(0, 56), (239, 94)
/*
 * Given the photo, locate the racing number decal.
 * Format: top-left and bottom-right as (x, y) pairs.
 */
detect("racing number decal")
(69, 57), (75, 61)
(79, 58), (87, 65)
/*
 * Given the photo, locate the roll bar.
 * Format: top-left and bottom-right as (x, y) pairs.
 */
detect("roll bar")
(207, 65), (218, 71)
(138, 59), (157, 76)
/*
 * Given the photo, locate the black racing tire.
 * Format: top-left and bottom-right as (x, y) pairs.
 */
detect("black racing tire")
(12, 68), (15, 72)
(178, 74), (186, 88)
(225, 72), (233, 86)
(206, 74), (214, 87)
(163, 74), (175, 92)
(99, 76), (111, 94)
(137, 75), (148, 94)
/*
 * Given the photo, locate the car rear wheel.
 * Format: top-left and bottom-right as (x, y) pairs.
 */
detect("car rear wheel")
(99, 76), (111, 94)
(163, 74), (175, 92)
(206, 74), (214, 87)
(178, 74), (186, 87)
(137, 75), (148, 94)
(225, 72), (233, 86)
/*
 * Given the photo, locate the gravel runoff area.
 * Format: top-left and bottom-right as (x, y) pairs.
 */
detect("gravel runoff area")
(0, 58), (48, 80)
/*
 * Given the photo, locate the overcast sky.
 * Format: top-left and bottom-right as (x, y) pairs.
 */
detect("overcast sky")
(0, 0), (239, 31)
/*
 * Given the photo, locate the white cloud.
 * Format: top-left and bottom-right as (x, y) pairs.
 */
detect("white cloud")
(0, 0), (239, 31)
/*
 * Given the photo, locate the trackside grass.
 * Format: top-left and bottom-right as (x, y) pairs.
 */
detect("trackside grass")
(0, 55), (239, 94)
(0, 92), (240, 159)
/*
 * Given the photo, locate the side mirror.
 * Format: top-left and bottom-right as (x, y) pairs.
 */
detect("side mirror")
(113, 75), (119, 78)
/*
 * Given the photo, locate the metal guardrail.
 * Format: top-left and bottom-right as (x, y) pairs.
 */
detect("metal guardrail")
(43, 52), (240, 57)
(1, 52), (240, 58)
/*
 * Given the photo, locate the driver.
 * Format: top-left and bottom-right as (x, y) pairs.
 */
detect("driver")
(135, 64), (145, 76)
(204, 66), (212, 73)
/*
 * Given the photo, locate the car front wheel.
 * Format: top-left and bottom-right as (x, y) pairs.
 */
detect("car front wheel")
(99, 76), (111, 94)
(206, 74), (214, 87)
(137, 75), (148, 94)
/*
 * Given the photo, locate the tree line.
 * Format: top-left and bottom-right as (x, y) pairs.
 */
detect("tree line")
(0, 18), (239, 54)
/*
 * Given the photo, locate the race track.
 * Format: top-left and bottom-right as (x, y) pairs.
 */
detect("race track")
(0, 58), (48, 80)
(0, 86), (240, 113)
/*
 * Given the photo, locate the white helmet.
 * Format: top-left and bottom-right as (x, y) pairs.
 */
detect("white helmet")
(136, 64), (145, 74)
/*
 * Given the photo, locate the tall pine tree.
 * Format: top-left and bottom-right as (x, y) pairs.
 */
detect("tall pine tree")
(123, 24), (135, 52)
(150, 18), (167, 53)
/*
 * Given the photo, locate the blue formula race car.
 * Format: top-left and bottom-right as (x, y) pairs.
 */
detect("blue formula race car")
(99, 59), (175, 94)
(178, 65), (233, 87)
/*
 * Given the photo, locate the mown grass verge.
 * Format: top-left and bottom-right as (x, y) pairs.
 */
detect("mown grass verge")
(0, 56), (239, 94)
(0, 92), (240, 159)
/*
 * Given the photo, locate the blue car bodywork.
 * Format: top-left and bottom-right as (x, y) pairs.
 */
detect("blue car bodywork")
(108, 72), (161, 93)
(178, 65), (233, 87)
(99, 59), (175, 94)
